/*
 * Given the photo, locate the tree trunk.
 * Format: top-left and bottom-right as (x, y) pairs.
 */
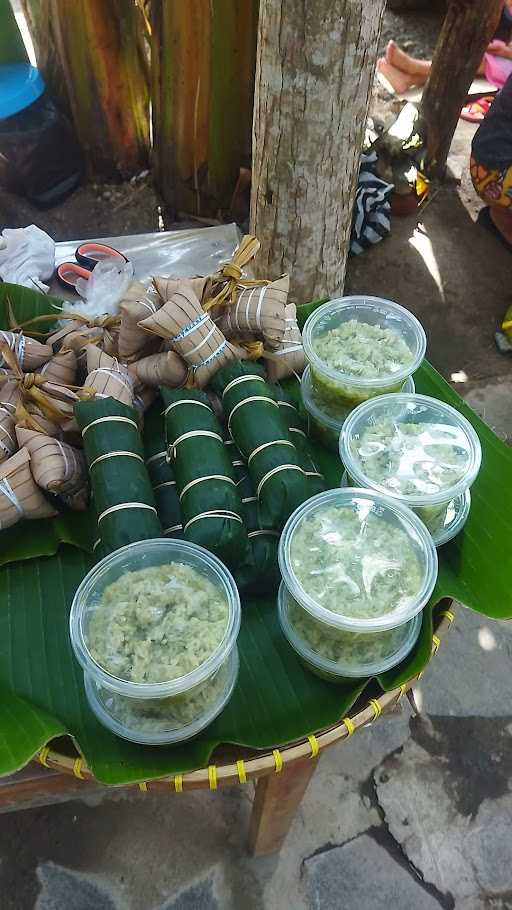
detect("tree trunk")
(48, 0), (150, 179)
(250, 0), (386, 303)
(420, 0), (503, 177)
(21, 0), (71, 116)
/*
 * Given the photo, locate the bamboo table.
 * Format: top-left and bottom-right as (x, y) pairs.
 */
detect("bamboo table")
(0, 606), (454, 855)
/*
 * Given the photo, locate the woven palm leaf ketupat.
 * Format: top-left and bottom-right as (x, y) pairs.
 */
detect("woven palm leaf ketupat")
(264, 303), (305, 382)
(15, 427), (89, 510)
(84, 346), (134, 406)
(143, 405), (183, 538)
(139, 286), (245, 388)
(161, 387), (247, 565)
(215, 276), (290, 344)
(75, 398), (162, 557)
(211, 362), (311, 530)
(0, 447), (57, 529)
(118, 282), (163, 363)
(274, 385), (325, 497)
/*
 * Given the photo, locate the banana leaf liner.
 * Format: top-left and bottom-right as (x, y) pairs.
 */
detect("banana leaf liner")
(274, 385), (325, 497)
(161, 387), (247, 565)
(264, 303), (305, 382)
(0, 330), (52, 371)
(139, 286), (245, 388)
(74, 397), (162, 557)
(143, 405), (183, 538)
(224, 437), (280, 593)
(153, 276), (207, 304)
(211, 361), (311, 530)
(84, 346), (134, 407)
(0, 447), (57, 530)
(15, 427), (89, 511)
(38, 349), (78, 386)
(128, 350), (188, 389)
(215, 276), (289, 345)
(118, 281), (163, 363)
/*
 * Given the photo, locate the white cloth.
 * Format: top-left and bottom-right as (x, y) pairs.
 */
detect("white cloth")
(0, 225), (55, 293)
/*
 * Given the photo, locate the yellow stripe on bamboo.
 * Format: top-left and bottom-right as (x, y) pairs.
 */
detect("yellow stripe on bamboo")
(73, 758), (84, 779)
(432, 634), (441, 652)
(343, 717), (355, 737)
(369, 699), (382, 718)
(38, 747), (50, 768)
(174, 774), (183, 793)
(272, 749), (283, 773)
(398, 683), (407, 699)
(138, 782), (148, 793)
(440, 610), (455, 623)
(208, 765), (217, 790)
(308, 735), (320, 758)
(236, 760), (247, 784)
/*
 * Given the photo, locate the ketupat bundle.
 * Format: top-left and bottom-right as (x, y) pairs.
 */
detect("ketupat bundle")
(84, 347), (134, 406)
(75, 397), (162, 556)
(15, 427), (89, 510)
(128, 350), (187, 389)
(264, 303), (305, 382)
(215, 276), (290, 344)
(0, 331), (52, 371)
(143, 404), (182, 537)
(273, 385), (325, 497)
(118, 281), (162, 363)
(211, 362), (311, 530)
(0, 447), (57, 529)
(161, 387), (247, 565)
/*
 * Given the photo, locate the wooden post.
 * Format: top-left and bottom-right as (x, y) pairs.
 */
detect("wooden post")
(420, 0), (503, 177)
(248, 758), (318, 855)
(250, 0), (386, 303)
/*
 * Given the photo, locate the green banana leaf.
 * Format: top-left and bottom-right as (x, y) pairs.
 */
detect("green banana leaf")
(0, 292), (510, 785)
(0, 282), (64, 333)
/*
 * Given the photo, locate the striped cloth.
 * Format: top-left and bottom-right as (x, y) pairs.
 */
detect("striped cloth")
(350, 152), (393, 256)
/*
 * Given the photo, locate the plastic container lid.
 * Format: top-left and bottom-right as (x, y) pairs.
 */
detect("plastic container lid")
(69, 538), (241, 699)
(0, 64), (45, 119)
(301, 365), (415, 437)
(278, 582), (422, 679)
(340, 393), (482, 508)
(278, 487), (437, 633)
(84, 648), (239, 745)
(302, 296), (426, 392)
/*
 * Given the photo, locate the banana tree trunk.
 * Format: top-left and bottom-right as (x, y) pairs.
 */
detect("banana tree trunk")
(420, 0), (503, 177)
(20, 0), (70, 115)
(48, 0), (150, 179)
(250, 0), (386, 303)
(151, 0), (258, 216)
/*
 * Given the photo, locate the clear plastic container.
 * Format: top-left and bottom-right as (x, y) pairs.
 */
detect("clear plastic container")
(69, 538), (241, 701)
(301, 365), (415, 452)
(302, 296), (426, 411)
(278, 583), (421, 684)
(340, 393), (481, 536)
(84, 647), (239, 745)
(278, 487), (437, 633)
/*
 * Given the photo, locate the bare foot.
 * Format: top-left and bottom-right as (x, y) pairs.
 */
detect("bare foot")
(490, 205), (512, 245)
(377, 58), (419, 94)
(385, 40), (431, 77)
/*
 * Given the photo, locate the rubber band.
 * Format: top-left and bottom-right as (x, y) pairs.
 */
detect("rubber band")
(186, 321), (217, 357)
(163, 523), (183, 535)
(343, 717), (355, 737)
(145, 450), (166, 465)
(265, 344), (304, 358)
(172, 430), (222, 452)
(432, 634), (441, 652)
(232, 459), (245, 467)
(247, 439), (295, 465)
(183, 510), (242, 532)
(174, 774), (183, 793)
(256, 464), (304, 498)
(164, 399), (211, 416)
(236, 759), (247, 784)
(90, 451), (143, 470)
(180, 474), (235, 500)
(0, 478), (23, 517)
(173, 311), (209, 342)
(82, 416), (138, 436)
(73, 757), (84, 779)
(55, 439), (72, 483)
(288, 426), (307, 439)
(222, 374), (265, 398)
(88, 368), (133, 392)
(244, 286), (257, 329)
(308, 734), (320, 758)
(208, 765), (217, 790)
(241, 495), (257, 504)
(440, 610), (455, 623)
(255, 285), (268, 331)
(227, 395), (278, 430)
(277, 400), (297, 411)
(369, 698), (382, 718)
(248, 529), (280, 538)
(192, 340), (227, 372)
(98, 502), (157, 523)
(272, 749), (283, 773)
(92, 538), (101, 551)
(38, 747), (50, 768)
(155, 480), (176, 491)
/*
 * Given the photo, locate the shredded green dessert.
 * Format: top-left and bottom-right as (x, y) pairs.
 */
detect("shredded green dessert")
(96, 659), (232, 733)
(290, 504), (422, 619)
(288, 595), (410, 667)
(87, 563), (229, 683)
(313, 319), (414, 380)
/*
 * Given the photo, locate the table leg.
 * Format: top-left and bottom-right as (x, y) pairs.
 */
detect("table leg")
(248, 757), (318, 855)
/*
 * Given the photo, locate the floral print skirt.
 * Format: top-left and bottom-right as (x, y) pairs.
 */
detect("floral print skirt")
(470, 155), (512, 208)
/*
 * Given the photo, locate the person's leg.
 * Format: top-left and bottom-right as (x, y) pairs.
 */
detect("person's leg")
(385, 40), (431, 77)
(471, 155), (512, 248)
(376, 58), (425, 93)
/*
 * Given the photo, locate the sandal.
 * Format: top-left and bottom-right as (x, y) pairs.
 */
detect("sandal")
(461, 96), (493, 123)
(477, 206), (512, 253)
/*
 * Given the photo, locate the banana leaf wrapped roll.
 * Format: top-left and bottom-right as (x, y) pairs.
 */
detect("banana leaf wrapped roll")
(273, 385), (325, 497)
(210, 362), (310, 530)
(161, 387), (247, 565)
(74, 397), (162, 556)
(143, 405), (182, 538)
(225, 438), (280, 592)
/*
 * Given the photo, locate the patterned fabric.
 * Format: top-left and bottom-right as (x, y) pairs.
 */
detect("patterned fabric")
(470, 155), (512, 208)
(350, 152), (393, 256)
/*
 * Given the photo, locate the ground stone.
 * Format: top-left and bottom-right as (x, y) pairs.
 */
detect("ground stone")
(36, 862), (119, 910)
(303, 833), (442, 910)
(159, 875), (219, 910)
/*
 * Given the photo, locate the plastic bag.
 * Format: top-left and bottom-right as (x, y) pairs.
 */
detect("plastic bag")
(62, 259), (134, 318)
(0, 224), (55, 293)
